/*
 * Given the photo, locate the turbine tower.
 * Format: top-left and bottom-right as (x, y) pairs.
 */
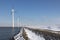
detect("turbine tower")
(12, 9), (14, 30)
(17, 17), (20, 31)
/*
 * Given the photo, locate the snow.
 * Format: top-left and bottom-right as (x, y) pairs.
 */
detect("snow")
(26, 25), (60, 31)
(24, 28), (45, 40)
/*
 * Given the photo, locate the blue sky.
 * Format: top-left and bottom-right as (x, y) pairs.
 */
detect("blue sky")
(0, 0), (60, 27)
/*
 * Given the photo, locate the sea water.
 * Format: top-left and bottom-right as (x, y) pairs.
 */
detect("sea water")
(0, 27), (21, 40)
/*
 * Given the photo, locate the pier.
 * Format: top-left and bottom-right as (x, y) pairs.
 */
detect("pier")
(11, 27), (60, 40)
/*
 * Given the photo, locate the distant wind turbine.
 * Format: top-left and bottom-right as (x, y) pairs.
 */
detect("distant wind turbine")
(17, 17), (20, 27)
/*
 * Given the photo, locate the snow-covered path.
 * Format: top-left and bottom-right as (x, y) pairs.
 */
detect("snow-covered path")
(24, 28), (45, 40)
